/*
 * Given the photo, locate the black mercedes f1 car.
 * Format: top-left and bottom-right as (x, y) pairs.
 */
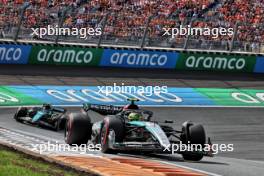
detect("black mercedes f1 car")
(14, 104), (67, 131)
(65, 99), (213, 161)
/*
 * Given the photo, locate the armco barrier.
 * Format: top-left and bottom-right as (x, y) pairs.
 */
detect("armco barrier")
(100, 49), (179, 69)
(1, 42), (264, 73)
(29, 45), (103, 66)
(0, 44), (31, 64)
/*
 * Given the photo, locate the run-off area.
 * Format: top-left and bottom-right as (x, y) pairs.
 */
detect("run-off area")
(1, 86), (264, 107)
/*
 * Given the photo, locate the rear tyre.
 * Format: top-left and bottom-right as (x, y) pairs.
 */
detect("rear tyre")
(14, 107), (28, 122)
(181, 124), (206, 161)
(56, 116), (67, 131)
(54, 119), (61, 131)
(65, 112), (92, 145)
(101, 116), (124, 153)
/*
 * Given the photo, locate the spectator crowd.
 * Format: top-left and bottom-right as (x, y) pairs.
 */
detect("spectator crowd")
(0, 0), (263, 52)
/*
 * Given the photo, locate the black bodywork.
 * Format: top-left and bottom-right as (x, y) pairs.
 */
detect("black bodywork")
(65, 99), (213, 161)
(14, 104), (67, 131)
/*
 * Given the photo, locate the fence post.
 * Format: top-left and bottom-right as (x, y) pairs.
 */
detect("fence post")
(140, 16), (152, 49)
(183, 18), (194, 50)
(55, 6), (71, 44)
(230, 22), (238, 52)
(97, 13), (109, 47)
(14, 2), (30, 41)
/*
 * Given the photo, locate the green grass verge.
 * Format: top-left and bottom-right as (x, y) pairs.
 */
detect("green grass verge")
(0, 145), (96, 176)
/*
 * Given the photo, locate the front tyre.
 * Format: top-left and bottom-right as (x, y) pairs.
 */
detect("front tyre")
(65, 112), (92, 145)
(181, 123), (206, 161)
(14, 107), (28, 122)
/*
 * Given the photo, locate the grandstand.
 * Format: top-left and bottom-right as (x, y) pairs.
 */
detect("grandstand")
(0, 0), (263, 53)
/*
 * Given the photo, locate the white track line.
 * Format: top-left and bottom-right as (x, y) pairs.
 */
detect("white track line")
(117, 153), (222, 176)
(160, 160), (222, 176)
(0, 128), (64, 144)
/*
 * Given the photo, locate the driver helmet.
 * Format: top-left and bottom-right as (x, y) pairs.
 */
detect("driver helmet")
(43, 104), (51, 110)
(128, 112), (143, 121)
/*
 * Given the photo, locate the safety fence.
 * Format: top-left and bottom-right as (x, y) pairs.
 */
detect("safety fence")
(1, 3), (264, 54)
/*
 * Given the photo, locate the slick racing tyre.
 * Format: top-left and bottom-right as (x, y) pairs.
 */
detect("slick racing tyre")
(54, 118), (61, 131)
(14, 107), (28, 122)
(55, 115), (67, 131)
(100, 116), (124, 153)
(181, 123), (206, 161)
(65, 112), (92, 145)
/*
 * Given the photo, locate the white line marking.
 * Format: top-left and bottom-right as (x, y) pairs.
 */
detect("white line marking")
(160, 160), (222, 176)
(116, 153), (222, 176)
(0, 128), (64, 144)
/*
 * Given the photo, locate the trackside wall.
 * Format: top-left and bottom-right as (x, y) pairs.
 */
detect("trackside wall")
(0, 42), (263, 73)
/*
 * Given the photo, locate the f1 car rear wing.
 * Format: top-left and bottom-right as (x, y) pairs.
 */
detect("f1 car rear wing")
(82, 99), (140, 116)
(82, 103), (123, 116)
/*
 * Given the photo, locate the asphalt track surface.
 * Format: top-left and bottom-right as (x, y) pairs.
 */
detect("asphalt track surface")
(1, 64), (264, 89)
(1, 65), (264, 176)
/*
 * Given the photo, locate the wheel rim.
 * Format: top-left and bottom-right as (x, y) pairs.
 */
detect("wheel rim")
(65, 123), (69, 141)
(65, 118), (71, 142)
(101, 126), (107, 145)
